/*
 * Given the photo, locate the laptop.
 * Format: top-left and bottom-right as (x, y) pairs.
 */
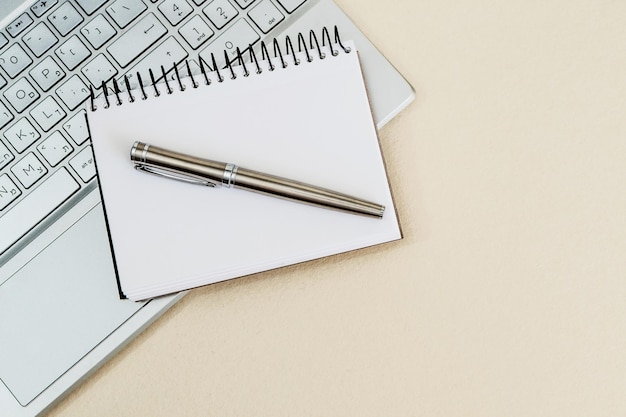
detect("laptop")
(0, 0), (413, 415)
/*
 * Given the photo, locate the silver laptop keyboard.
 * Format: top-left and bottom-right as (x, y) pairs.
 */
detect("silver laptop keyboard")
(0, 0), (308, 256)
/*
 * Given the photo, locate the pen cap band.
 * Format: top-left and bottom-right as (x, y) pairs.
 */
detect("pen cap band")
(130, 141), (150, 164)
(222, 163), (238, 188)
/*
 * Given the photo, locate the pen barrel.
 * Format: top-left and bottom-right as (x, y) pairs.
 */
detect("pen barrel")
(233, 167), (385, 218)
(131, 142), (385, 218)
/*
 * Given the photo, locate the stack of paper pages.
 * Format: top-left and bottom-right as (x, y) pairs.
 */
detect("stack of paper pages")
(88, 39), (401, 300)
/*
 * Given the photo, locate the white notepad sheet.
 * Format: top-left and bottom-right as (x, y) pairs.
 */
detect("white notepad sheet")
(89, 41), (401, 300)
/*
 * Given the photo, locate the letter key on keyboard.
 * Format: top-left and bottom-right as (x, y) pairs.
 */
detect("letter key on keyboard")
(0, 141), (15, 170)
(30, 96), (66, 132)
(30, 56), (66, 91)
(4, 117), (40, 153)
(12, 152), (48, 189)
(0, 174), (21, 211)
(0, 44), (33, 78)
(4, 78), (40, 112)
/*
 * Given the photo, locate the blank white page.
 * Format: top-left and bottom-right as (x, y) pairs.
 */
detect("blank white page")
(89, 41), (401, 300)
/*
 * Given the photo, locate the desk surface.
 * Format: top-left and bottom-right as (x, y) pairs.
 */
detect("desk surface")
(49, 1), (626, 415)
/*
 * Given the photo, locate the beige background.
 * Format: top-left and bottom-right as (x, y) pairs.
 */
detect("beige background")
(49, 0), (626, 415)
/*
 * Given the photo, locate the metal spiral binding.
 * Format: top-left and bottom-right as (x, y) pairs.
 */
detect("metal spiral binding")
(90, 25), (351, 111)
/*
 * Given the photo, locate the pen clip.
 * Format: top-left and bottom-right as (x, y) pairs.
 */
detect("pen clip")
(133, 163), (218, 187)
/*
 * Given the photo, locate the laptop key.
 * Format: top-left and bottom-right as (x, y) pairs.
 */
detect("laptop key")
(81, 53), (118, 87)
(75, 0), (108, 15)
(0, 168), (79, 255)
(30, 96), (66, 132)
(37, 131), (74, 167)
(11, 152), (47, 189)
(0, 174), (21, 210)
(158, 0), (193, 26)
(203, 0), (239, 29)
(106, 0), (148, 29)
(107, 13), (167, 67)
(31, 0), (60, 18)
(3, 117), (40, 153)
(179, 15), (214, 49)
(55, 35), (91, 70)
(199, 18), (259, 64)
(48, 2), (84, 36)
(0, 44), (33, 78)
(69, 146), (96, 182)
(22, 22), (58, 57)
(63, 110), (89, 145)
(56, 74), (90, 110)
(0, 102), (13, 129)
(4, 78), (40, 113)
(119, 36), (187, 89)
(6, 13), (34, 38)
(248, 0), (284, 34)
(81, 14), (117, 49)
(0, 141), (15, 170)
(30, 56), (66, 92)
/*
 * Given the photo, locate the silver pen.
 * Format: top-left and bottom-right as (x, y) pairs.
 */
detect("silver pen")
(130, 142), (385, 218)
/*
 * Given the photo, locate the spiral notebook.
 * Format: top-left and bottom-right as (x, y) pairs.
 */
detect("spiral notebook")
(88, 30), (401, 301)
